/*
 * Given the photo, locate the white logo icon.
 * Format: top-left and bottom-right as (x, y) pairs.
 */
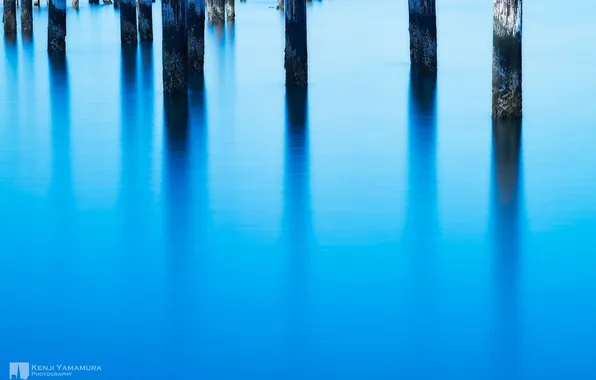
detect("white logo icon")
(9, 363), (29, 380)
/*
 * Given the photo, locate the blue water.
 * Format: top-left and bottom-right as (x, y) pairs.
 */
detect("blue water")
(2, 0), (596, 378)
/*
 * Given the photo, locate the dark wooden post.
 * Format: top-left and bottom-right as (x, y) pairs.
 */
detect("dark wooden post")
(225, 0), (234, 20)
(284, 0), (307, 86)
(408, 0), (437, 72)
(138, 0), (153, 41)
(48, 0), (66, 53)
(120, 0), (138, 44)
(188, 0), (206, 73)
(3, 0), (17, 36)
(21, 0), (33, 34)
(162, 0), (188, 92)
(493, 0), (522, 119)
(208, 0), (224, 24)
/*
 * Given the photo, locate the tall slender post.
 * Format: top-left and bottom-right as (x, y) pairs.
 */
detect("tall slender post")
(284, 0), (308, 86)
(408, 0), (437, 72)
(120, 0), (138, 44)
(4, 0), (17, 36)
(162, 0), (188, 92)
(493, 0), (522, 119)
(208, 0), (224, 24)
(48, 0), (66, 53)
(225, 0), (234, 21)
(188, 0), (206, 73)
(138, 0), (153, 41)
(21, 0), (33, 34)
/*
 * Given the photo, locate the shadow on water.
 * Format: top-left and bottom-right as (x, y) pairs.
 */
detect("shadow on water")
(403, 67), (439, 378)
(490, 118), (524, 379)
(283, 86), (311, 376)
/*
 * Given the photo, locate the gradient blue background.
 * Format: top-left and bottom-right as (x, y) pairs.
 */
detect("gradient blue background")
(1, 0), (596, 378)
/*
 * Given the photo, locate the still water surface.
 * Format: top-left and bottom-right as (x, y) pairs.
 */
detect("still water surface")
(1, 0), (596, 379)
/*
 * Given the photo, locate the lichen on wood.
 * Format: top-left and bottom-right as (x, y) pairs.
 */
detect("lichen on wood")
(48, 0), (67, 53)
(3, 0), (17, 36)
(21, 0), (33, 34)
(188, 0), (206, 73)
(208, 0), (225, 24)
(162, 0), (188, 92)
(492, 0), (522, 119)
(138, 0), (153, 41)
(285, 0), (308, 86)
(408, 0), (437, 72)
(120, 0), (138, 44)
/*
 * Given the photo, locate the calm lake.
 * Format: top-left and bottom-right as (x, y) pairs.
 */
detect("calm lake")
(1, 0), (596, 378)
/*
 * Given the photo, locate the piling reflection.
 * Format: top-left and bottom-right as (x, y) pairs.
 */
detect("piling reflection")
(404, 67), (439, 378)
(163, 94), (191, 253)
(406, 68), (438, 250)
(283, 86), (311, 376)
(119, 45), (147, 239)
(490, 118), (524, 379)
(49, 54), (72, 224)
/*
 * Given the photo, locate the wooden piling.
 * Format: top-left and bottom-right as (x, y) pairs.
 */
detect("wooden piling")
(188, 0), (206, 73)
(162, 0), (188, 92)
(21, 0), (33, 34)
(208, 0), (225, 24)
(48, 0), (66, 53)
(138, 0), (153, 41)
(284, 0), (308, 86)
(3, 0), (17, 36)
(225, 0), (234, 21)
(408, 0), (437, 72)
(120, 0), (138, 44)
(493, 0), (522, 119)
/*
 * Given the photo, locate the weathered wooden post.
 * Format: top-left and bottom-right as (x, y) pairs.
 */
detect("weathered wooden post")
(48, 0), (67, 53)
(408, 0), (437, 72)
(162, 0), (188, 92)
(188, 0), (206, 73)
(225, 0), (234, 20)
(22, 0), (33, 34)
(284, 0), (307, 86)
(138, 0), (153, 41)
(120, 0), (138, 44)
(72, 0), (79, 9)
(4, 0), (17, 36)
(493, 0), (522, 119)
(208, 0), (224, 24)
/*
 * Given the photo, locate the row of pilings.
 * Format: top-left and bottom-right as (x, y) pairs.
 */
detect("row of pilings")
(3, 0), (522, 117)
